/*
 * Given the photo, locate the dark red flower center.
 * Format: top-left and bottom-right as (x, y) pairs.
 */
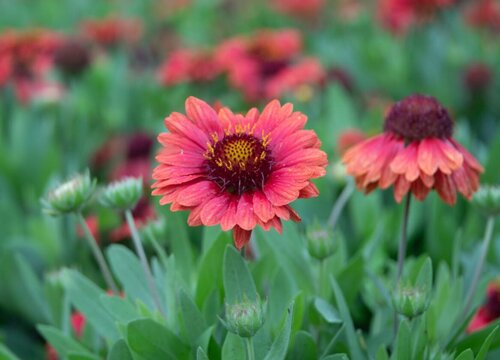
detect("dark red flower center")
(383, 94), (453, 141)
(204, 133), (273, 195)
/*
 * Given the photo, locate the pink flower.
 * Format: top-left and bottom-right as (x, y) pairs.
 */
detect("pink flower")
(152, 97), (327, 248)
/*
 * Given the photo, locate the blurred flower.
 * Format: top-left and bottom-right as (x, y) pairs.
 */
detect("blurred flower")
(42, 171), (96, 216)
(14, 80), (64, 104)
(473, 185), (500, 217)
(71, 312), (86, 338)
(378, 0), (456, 34)
(464, 0), (500, 33)
(53, 37), (92, 78)
(337, 129), (367, 157)
(100, 177), (143, 211)
(342, 94), (483, 204)
(271, 0), (325, 19)
(80, 17), (143, 48)
(468, 279), (500, 332)
(152, 97), (327, 249)
(216, 29), (325, 102)
(223, 296), (265, 337)
(109, 197), (156, 242)
(463, 62), (493, 94)
(157, 48), (222, 85)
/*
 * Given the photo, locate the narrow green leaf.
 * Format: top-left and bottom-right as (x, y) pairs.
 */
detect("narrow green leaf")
(100, 294), (139, 323)
(107, 339), (133, 360)
(455, 349), (474, 360)
(67, 353), (100, 360)
(62, 269), (119, 340)
(196, 347), (209, 360)
(375, 345), (390, 360)
(393, 320), (411, 360)
(475, 326), (499, 360)
(127, 318), (189, 360)
(322, 355), (349, 360)
(314, 298), (342, 324)
(221, 333), (245, 360)
(330, 276), (366, 360)
(288, 331), (317, 360)
(0, 343), (22, 360)
(37, 325), (94, 359)
(107, 245), (155, 309)
(178, 289), (207, 345)
(223, 245), (258, 304)
(263, 301), (295, 360)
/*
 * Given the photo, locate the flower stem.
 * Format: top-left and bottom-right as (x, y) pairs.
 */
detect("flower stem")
(396, 193), (412, 284)
(125, 210), (167, 318)
(463, 216), (496, 319)
(245, 337), (255, 360)
(76, 213), (118, 294)
(319, 259), (328, 299)
(327, 179), (355, 230)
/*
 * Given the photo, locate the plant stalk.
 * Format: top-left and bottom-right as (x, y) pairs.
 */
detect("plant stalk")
(76, 213), (118, 294)
(327, 179), (355, 230)
(245, 337), (255, 360)
(463, 216), (495, 319)
(125, 210), (167, 318)
(396, 193), (412, 284)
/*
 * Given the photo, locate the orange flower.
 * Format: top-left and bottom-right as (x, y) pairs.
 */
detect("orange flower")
(342, 95), (483, 204)
(152, 97), (327, 248)
(157, 48), (222, 85)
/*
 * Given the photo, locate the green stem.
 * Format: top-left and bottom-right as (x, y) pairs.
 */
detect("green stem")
(245, 337), (255, 360)
(319, 259), (328, 299)
(125, 210), (167, 318)
(327, 179), (355, 230)
(396, 194), (412, 284)
(463, 216), (496, 319)
(76, 213), (118, 294)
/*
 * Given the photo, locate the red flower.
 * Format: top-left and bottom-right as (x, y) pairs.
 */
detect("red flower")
(157, 48), (222, 85)
(464, 0), (500, 33)
(378, 0), (455, 34)
(152, 97), (327, 248)
(463, 62), (493, 93)
(216, 29), (323, 101)
(80, 17), (142, 48)
(468, 281), (500, 332)
(71, 312), (86, 338)
(342, 95), (483, 204)
(337, 129), (367, 157)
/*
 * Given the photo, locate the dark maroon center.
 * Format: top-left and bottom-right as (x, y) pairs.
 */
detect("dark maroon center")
(204, 133), (273, 195)
(383, 94), (453, 141)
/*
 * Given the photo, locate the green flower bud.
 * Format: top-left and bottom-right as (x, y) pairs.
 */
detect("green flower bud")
(473, 185), (500, 217)
(306, 223), (337, 260)
(100, 177), (143, 211)
(42, 171), (96, 216)
(392, 285), (429, 319)
(223, 297), (265, 338)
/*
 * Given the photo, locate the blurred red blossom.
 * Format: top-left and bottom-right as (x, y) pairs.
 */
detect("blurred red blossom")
(157, 48), (222, 86)
(80, 17), (143, 48)
(468, 280), (500, 332)
(463, 62), (493, 94)
(271, 0), (325, 19)
(216, 29), (324, 101)
(464, 0), (500, 33)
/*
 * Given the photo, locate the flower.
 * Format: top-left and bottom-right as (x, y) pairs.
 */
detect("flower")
(53, 37), (91, 77)
(464, 0), (500, 33)
(157, 48), (222, 86)
(216, 29), (324, 102)
(468, 279), (500, 332)
(152, 97), (327, 249)
(337, 129), (367, 157)
(463, 62), (493, 94)
(342, 94), (483, 204)
(271, 0), (325, 19)
(80, 17), (142, 48)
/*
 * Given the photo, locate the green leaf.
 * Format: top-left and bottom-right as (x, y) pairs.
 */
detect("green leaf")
(322, 355), (349, 360)
(196, 347), (209, 360)
(375, 346), (390, 360)
(195, 232), (231, 307)
(221, 333), (245, 360)
(167, 212), (194, 283)
(107, 339), (133, 360)
(263, 301), (295, 360)
(314, 297), (342, 324)
(178, 289), (207, 345)
(223, 245), (258, 304)
(455, 349), (474, 360)
(107, 245), (155, 309)
(127, 318), (189, 360)
(475, 325), (499, 360)
(62, 269), (119, 341)
(0, 343), (21, 360)
(67, 353), (100, 360)
(100, 294), (140, 323)
(454, 320), (500, 354)
(288, 331), (317, 360)
(37, 325), (94, 359)
(392, 320), (411, 360)
(330, 275), (366, 360)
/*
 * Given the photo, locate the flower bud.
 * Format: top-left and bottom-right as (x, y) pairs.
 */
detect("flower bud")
(472, 185), (500, 217)
(306, 223), (336, 260)
(392, 285), (429, 319)
(100, 177), (143, 211)
(223, 297), (265, 338)
(42, 171), (96, 216)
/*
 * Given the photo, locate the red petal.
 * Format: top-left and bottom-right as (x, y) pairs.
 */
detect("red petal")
(233, 226), (252, 249)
